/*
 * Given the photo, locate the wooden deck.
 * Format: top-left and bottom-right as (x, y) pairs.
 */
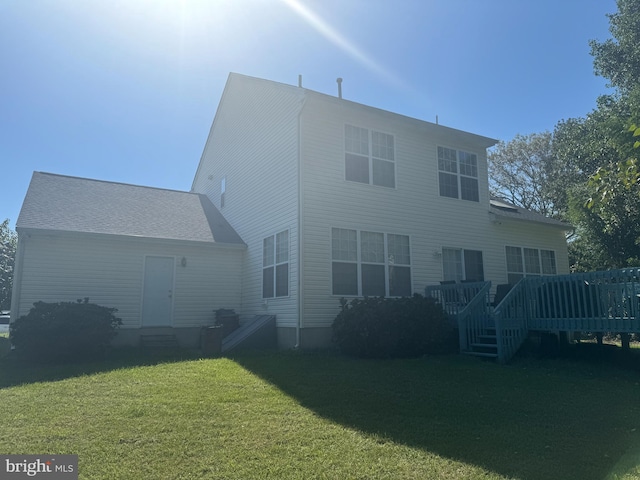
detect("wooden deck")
(425, 268), (640, 363)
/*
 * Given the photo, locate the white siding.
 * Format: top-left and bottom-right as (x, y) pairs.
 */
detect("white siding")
(298, 95), (569, 327)
(192, 74), (305, 327)
(14, 232), (243, 329)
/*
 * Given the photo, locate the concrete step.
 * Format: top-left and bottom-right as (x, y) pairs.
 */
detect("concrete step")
(463, 351), (499, 359)
(140, 334), (179, 348)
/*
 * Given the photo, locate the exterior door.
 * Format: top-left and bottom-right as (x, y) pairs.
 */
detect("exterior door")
(142, 256), (175, 327)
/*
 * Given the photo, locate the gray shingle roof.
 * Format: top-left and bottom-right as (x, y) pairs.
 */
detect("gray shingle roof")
(489, 197), (572, 230)
(17, 172), (245, 245)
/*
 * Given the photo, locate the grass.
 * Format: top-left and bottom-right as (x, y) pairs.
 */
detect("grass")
(0, 348), (639, 480)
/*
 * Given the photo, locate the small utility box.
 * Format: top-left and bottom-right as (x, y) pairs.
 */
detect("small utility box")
(215, 309), (240, 338)
(200, 325), (223, 357)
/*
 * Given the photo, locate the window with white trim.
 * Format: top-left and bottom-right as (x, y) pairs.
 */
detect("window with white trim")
(263, 230), (289, 298)
(331, 228), (411, 296)
(505, 246), (556, 284)
(220, 177), (226, 208)
(345, 124), (395, 188)
(442, 248), (484, 282)
(438, 146), (479, 202)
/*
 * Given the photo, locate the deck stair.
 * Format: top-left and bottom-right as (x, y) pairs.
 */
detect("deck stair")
(467, 329), (498, 359)
(426, 267), (640, 364)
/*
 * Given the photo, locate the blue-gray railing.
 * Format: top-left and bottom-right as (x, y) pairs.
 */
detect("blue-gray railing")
(455, 281), (493, 354)
(426, 267), (640, 364)
(425, 281), (493, 354)
(493, 279), (528, 363)
(523, 268), (640, 333)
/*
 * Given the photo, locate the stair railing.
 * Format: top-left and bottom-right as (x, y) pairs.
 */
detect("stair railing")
(493, 279), (529, 363)
(456, 281), (493, 353)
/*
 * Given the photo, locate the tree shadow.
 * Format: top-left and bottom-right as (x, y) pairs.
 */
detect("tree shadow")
(234, 351), (640, 480)
(0, 346), (202, 389)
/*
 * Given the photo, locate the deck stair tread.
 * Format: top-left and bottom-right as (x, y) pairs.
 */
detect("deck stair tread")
(478, 334), (497, 341)
(471, 342), (498, 349)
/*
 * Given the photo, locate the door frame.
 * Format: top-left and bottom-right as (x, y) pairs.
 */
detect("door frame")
(141, 255), (176, 327)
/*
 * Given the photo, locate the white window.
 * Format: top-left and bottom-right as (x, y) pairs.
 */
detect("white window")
(442, 248), (484, 282)
(438, 146), (479, 202)
(332, 228), (411, 296)
(263, 230), (289, 298)
(505, 246), (556, 284)
(220, 177), (226, 208)
(345, 125), (395, 188)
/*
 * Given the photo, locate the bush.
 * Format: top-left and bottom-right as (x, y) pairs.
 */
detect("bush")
(331, 294), (456, 359)
(10, 298), (122, 362)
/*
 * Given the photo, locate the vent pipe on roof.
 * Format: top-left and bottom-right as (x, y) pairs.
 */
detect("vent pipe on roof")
(298, 74), (302, 88)
(336, 77), (343, 99)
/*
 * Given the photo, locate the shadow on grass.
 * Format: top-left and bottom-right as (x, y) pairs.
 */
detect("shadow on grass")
(0, 345), (202, 389)
(235, 349), (640, 480)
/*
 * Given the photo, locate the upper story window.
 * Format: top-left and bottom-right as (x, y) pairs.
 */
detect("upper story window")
(220, 177), (226, 208)
(345, 124), (395, 188)
(438, 146), (479, 202)
(263, 230), (289, 298)
(505, 246), (556, 284)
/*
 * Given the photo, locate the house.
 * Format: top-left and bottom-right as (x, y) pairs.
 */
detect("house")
(11, 173), (245, 347)
(11, 73), (571, 349)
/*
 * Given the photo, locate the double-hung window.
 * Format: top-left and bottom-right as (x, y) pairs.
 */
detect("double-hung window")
(438, 146), (479, 202)
(442, 248), (484, 282)
(345, 125), (395, 188)
(263, 230), (289, 298)
(332, 228), (411, 296)
(505, 246), (556, 284)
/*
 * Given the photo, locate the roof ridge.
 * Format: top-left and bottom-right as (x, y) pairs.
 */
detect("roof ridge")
(33, 171), (195, 196)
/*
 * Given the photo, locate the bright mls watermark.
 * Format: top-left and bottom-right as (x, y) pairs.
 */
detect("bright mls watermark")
(0, 455), (78, 479)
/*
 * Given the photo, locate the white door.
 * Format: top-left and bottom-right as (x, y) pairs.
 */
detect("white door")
(142, 256), (175, 327)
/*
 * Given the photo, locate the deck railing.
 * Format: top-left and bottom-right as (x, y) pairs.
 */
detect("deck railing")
(523, 268), (640, 333)
(426, 268), (640, 363)
(493, 280), (529, 363)
(455, 281), (493, 353)
(425, 281), (490, 318)
(425, 281), (492, 352)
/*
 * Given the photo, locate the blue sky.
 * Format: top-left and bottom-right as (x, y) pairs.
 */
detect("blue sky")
(1, 0), (617, 228)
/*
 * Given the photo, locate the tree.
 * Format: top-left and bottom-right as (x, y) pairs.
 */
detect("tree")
(551, 0), (640, 270)
(555, 98), (640, 270)
(488, 132), (564, 218)
(590, 0), (640, 94)
(0, 219), (17, 310)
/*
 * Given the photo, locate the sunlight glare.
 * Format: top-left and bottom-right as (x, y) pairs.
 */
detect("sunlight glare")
(280, 0), (406, 89)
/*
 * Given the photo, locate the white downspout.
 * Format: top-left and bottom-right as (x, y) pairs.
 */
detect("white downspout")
(295, 94), (307, 349)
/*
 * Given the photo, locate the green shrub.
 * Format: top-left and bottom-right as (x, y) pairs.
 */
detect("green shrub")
(10, 298), (122, 362)
(331, 294), (456, 359)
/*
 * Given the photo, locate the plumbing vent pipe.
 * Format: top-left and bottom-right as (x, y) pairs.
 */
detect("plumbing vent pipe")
(336, 77), (343, 99)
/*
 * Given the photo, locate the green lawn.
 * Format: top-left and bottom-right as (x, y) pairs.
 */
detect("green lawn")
(0, 348), (639, 479)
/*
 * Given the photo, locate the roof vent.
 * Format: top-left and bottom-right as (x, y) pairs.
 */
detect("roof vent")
(336, 77), (343, 99)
